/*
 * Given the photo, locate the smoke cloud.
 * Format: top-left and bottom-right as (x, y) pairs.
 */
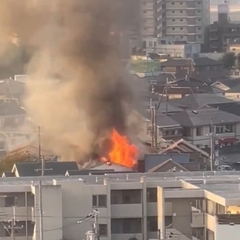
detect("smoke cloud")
(0, 0), (139, 162)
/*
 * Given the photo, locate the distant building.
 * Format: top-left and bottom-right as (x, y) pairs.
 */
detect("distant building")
(207, 3), (240, 52)
(155, 0), (210, 43)
(144, 39), (201, 58)
(207, 22), (240, 52)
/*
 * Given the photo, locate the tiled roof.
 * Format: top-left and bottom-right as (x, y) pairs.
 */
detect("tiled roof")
(13, 162), (79, 177)
(161, 58), (193, 67)
(143, 111), (181, 128)
(193, 57), (223, 66)
(160, 139), (209, 158)
(226, 84), (240, 93)
(170, 107), (240, 127)
(147, 158), (189, 172)
(144, 153), (190, 172)
(170, 93), (233, 108)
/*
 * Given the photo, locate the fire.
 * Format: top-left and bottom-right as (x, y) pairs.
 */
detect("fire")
(108, 129), (137, 168)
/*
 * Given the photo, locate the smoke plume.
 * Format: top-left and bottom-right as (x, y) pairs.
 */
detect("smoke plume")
(0, 0), (139, 162)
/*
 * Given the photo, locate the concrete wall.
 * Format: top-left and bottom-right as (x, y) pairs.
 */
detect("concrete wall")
(215, 223), (240, 240)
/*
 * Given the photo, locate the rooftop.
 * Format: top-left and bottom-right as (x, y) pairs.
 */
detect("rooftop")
(2, 170), (240, 201)
(170, 93), (234, 108)
(170, 107), (240, 127)
(193, 57), (222, 66)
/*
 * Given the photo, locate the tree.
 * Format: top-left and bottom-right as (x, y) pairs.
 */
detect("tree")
(221, 52), (236, 69)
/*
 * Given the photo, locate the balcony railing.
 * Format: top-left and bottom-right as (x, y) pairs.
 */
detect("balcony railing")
(217, 214), (240, 224)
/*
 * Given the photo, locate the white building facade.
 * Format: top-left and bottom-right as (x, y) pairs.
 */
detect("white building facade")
(1, 171), (240, 240)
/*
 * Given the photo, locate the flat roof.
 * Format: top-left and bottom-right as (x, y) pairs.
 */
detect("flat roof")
(2, 171), (240, 200)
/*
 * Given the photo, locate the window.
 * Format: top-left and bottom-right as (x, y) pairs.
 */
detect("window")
(180, 2), (182, 4)
(183, 127), (191, 136)
(172, 19), (175, 21)
(171, 2), (175, 4)
(172, 28), (175, 30)
(99, 224), (108, 236)
(197, 10), (201, 13)
(216, 125), (224, 134)
(92, 195), (107, 208)
(196, 127), (203, 136)
(147, 188), (157, 202)
(143, 10), (146, 13)
(147, 216), (158, 232)
(180, 27), (183, 30)
(225, 124), (233, 132)
(180, 11), (183, 13)
(5, 197), (15, 207)
(198, 27), (201, 30)
(172, 11), (175, 13)
(111, 190), (142, 204)
(111, 218), (142, 234)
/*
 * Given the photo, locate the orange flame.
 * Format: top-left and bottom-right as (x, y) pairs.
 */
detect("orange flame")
(108, 129), (137, 168)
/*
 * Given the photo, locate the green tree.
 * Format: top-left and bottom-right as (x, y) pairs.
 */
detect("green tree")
(221, 52), (236, 69)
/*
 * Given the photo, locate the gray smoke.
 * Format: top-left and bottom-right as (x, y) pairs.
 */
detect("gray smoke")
(0, 0), (139, 161)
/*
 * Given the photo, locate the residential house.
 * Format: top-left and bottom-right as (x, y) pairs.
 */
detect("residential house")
(9, 161), (79, 177)
(160, 58), (194, 74)
(138, 152), (200, 172)
(170, 107), (240, 150)
(160, 138), (209, 169)
(170, 93), (234, 109)
(190, 69), (229, 83)
(139, 91), (182, 114)
(153, 85), (203, 99)
(193, 57), (223, 72)
(224, 84), (240, 99)
(147, 159), (190, 172)
(173, 78), (215, 94)
(141, 112), (183, 146)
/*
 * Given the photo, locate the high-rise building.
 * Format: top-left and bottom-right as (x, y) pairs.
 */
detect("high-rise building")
(154, 0), (210, 43)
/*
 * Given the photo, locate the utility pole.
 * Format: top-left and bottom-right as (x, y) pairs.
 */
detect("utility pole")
(150, 105), (155, 148)
(165, 78), (168, 114)
(38, 126), (44, 240)
(7, 197), (23, 240)
(11, 198), (16, 240)
(85, 209), (100, 240)
(210, 119), (215, 171)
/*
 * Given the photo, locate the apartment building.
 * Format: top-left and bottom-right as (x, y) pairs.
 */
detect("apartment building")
(1, 171), (240, 240)
(156, 0), (210, 43)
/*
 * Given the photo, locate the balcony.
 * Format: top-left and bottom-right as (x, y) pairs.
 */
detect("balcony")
(0, 207), (33, 222)
(0, 237), (30, 240)
(111, 204), (143, 218)
(191, 211), (204, 228)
